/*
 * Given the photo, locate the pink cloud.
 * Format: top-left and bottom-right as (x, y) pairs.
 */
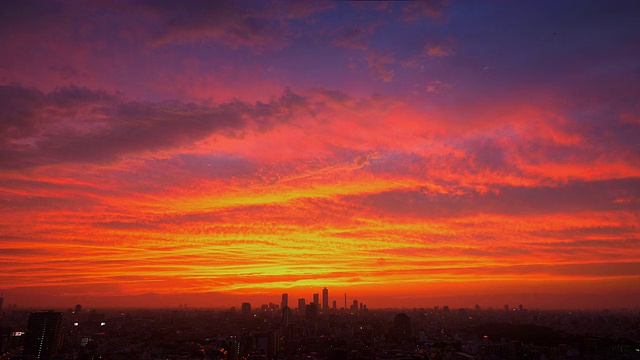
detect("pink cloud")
(402, 0), (449, 22)
(142, 1), (334, 51)
(364, 50), (396, 82)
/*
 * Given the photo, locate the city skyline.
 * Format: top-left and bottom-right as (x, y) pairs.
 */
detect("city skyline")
(3, 301), (637, 360)
(0, 285), (634, 312)
(0, 287), (529, 313)
(1, 1), (639, 310)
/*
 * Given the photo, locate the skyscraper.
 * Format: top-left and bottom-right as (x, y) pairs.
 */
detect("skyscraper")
(306, 303), (317, 319)
(393, 313), (412, 342)
(313, 293), (319, 305)
(322, 287), (329, 311)
(23, 311), (64, 360)
(241, 302), (252, 317)
(281, 306), (291, 328)
(281, 293), (288, 309)
(297, 298), (305, 314)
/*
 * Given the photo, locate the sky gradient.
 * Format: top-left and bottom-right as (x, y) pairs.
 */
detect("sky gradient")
(1, 0), (639, 309)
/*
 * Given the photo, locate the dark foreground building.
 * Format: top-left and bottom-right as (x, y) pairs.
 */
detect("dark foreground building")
(23, 311), (63, 360)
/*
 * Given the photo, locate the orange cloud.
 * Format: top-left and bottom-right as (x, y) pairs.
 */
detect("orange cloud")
(2, 90), (637, 299)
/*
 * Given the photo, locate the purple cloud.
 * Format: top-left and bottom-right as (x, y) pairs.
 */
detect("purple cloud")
(0, 85), (309, 169)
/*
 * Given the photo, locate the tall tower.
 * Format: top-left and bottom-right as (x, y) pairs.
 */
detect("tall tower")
(23, 311), (64, 360)
(241, 302), (252, 317)
(281, 306), (291, 329)
(313, 293), (319, 305)
(281, 293), (288, 309)
(393, 313), (412, 342)
(322, 287), (329, 311)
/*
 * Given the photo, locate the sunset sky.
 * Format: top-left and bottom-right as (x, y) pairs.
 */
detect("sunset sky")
(1, 1), (639, 309)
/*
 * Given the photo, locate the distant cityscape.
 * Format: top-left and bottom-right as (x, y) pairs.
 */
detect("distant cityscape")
(1, 1), (638, 359)
(1, 291), (639, 360)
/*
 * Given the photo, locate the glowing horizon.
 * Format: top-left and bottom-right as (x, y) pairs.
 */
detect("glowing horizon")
(1, 1), (639, 310)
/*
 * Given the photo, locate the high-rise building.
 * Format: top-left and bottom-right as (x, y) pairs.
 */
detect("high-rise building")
(23, 311), (64, 360)
(297, 298), (305, 314)
(332, 300), (337, 310)
(393, 313), (412, 342)
(306, 303), (317, 319)
(281, 306), (291, 328)
(322, 287), (329, 310)
(281, 293), (288, 309)
(313, 293), (319, 305)
(350, 300), (358, 312)
(241, 302), (252, 317)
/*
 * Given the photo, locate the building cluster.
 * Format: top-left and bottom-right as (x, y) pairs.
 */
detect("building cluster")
(0, 293), (639, 360)
(237, 289), (368, 321)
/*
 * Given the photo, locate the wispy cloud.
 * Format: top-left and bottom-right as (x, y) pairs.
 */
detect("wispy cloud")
(134, 1), (334, 51)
